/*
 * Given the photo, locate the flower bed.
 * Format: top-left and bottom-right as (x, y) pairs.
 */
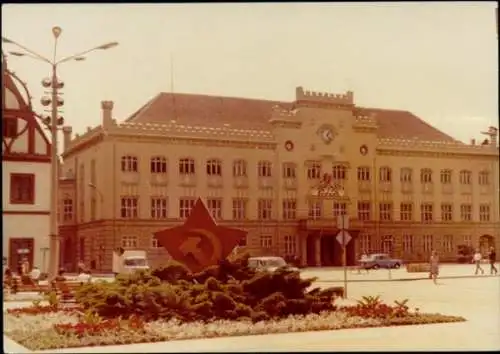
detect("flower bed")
(3, 256), (466, 350)
(3, 296), (466, 351)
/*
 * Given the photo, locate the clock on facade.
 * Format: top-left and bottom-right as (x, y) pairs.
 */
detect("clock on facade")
(317, 124), (336, 144)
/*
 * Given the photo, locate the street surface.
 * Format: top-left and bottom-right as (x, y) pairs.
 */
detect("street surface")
(4, 264), (500, 352)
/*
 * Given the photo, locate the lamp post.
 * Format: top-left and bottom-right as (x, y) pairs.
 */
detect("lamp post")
(2, 28), (118, 279)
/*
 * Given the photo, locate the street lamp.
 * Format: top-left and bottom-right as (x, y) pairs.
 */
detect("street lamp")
(2, 28), (118, 279)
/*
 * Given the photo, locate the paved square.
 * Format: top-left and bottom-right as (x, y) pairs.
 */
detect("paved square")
(4, 266), (498, 353)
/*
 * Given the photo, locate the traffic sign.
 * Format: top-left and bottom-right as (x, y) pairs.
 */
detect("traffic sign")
(337, 215), (349, 230)
(336, 230), (352, 247)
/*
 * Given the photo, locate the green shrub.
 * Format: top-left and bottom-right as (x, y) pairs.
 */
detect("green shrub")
(74, 252), (337, 323)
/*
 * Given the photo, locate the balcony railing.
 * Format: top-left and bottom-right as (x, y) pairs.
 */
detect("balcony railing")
(421, 183), (434, 194)
(258, 177), (274, 189)
(401, 182), (413, 194)
(121, 172), (140, 184)
(378, 182), (393, 193)
(150, 173), (168, 186)
(358, 181), (372, 193)
(233, 176), (249, 189)
(207, 175), (223, 188)
(283, 177), (297, 190)
(179, 174), (196, 187)
(460, 184), (473, 195)
(441, 184), (453, 195)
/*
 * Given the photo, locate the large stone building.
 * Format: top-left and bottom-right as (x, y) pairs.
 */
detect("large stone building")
(58, 87), (499, 272)
(2, 55), (52, 271)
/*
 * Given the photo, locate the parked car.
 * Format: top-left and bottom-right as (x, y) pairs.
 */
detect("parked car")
(359, 253), (403, 269)
(248, 256), (299, 273)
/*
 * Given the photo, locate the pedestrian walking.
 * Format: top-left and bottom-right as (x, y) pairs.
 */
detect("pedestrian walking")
(358, 252), (369, 274)
(429, 250), (439, 285)
(488, 247), (498, 275)
(473, 249), (485, 275)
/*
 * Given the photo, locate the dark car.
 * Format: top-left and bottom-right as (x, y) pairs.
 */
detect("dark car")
(360, 253), (403, 270)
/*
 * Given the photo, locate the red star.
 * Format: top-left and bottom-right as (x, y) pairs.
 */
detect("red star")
(154, 198), (247, 272)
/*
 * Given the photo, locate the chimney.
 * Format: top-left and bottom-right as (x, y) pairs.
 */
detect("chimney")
(101, 100), (114, 128)
(62, 126), (72, 151)
(470, 138), (476, 145)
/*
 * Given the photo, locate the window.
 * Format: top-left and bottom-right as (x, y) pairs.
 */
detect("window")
(400, 203), (413, 221)
(284, 235), (296, 255)
(479, 204), (490, 222)
(423, 235), (433, 253)
(151, 236), (159, 248)
(441, 203), (453, 222)
(357, 166), (371, 181)
(440, 169), (452, 184)
(400, 168), (412, 183)
(357, 201), (371, 221)
(121, 235), (138, 249)
(359, 233), (371, 253)
(420, 168), (432, 183)
(260, 235), (273, 248)
(179, 158), (195, 175)
(333, 202), (347, 217)
(282, 162), (296, 178)
(381, 235), (393, 254)
(332, 165), (347, 180)
(307, 161), (321, 180)
(121, 155), (138, 172)
(258, 161), (272, 177)
(443, 235), (453, 253)
(90, 159), (96, 184)
(207, 198), (222, 219)
(459, 170), (472, 185)
(308, 200), (322, 219)
(379, 202), (393, 221)
(379, 167), (392, 182)
(3, 117), (18, 137)
(420, 203), (433, 222)
(282, 199), (297, 220)
(120, 196), (138, 218)
(206, 159), (222, 176)
(179, 198), (195, 219)
(232, 199), (247, 220)
(10, 173), (35, 204)
(463, 235), (472, 246)
(150, 156), (167, 173)
(478, 171), (490, 185)
(233, 160), (247, 177)
(402, 234), (413, 253)
(63, 199), (73, 221)
(258, 199), (273, 220)
(460, 204), (472, 221)
(151, 197), (168, 219)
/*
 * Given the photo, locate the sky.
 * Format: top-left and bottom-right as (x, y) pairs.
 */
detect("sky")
(2, 2), (498, 145)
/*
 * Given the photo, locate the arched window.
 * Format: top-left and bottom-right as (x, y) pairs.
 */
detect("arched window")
(258, 161), (272, 177)
(179, 158), (195, 175)
(121, 155), (138, 172)
(420, 168), (433, 183)
(233, 160), (247, 177)
(150, 156), (167, 173)
(206, 159), (222, 176)
(379, 166), (392, 182)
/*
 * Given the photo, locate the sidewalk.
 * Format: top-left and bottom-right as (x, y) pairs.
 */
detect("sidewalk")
(300, 263), (500, 283)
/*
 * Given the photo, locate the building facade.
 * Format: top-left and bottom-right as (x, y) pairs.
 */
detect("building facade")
(2, 55), (52, 271)
(58, 87), (499, 272)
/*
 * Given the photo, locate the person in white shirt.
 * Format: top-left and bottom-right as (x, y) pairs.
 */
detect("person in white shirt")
(30, 266), (41, 284)
(473, 249), (484, 275)
(77, 271), (92, 284)
(358, 252), (370, 274)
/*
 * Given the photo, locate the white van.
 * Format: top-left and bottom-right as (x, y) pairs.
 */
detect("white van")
(248, 256), (299, 273)
(112, 250), (150, 275)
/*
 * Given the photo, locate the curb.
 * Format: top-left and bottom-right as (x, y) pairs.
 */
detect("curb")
(315, 274), (500, 283)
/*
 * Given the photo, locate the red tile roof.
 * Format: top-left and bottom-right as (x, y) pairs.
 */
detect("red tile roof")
(126, 92), (459, 142)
